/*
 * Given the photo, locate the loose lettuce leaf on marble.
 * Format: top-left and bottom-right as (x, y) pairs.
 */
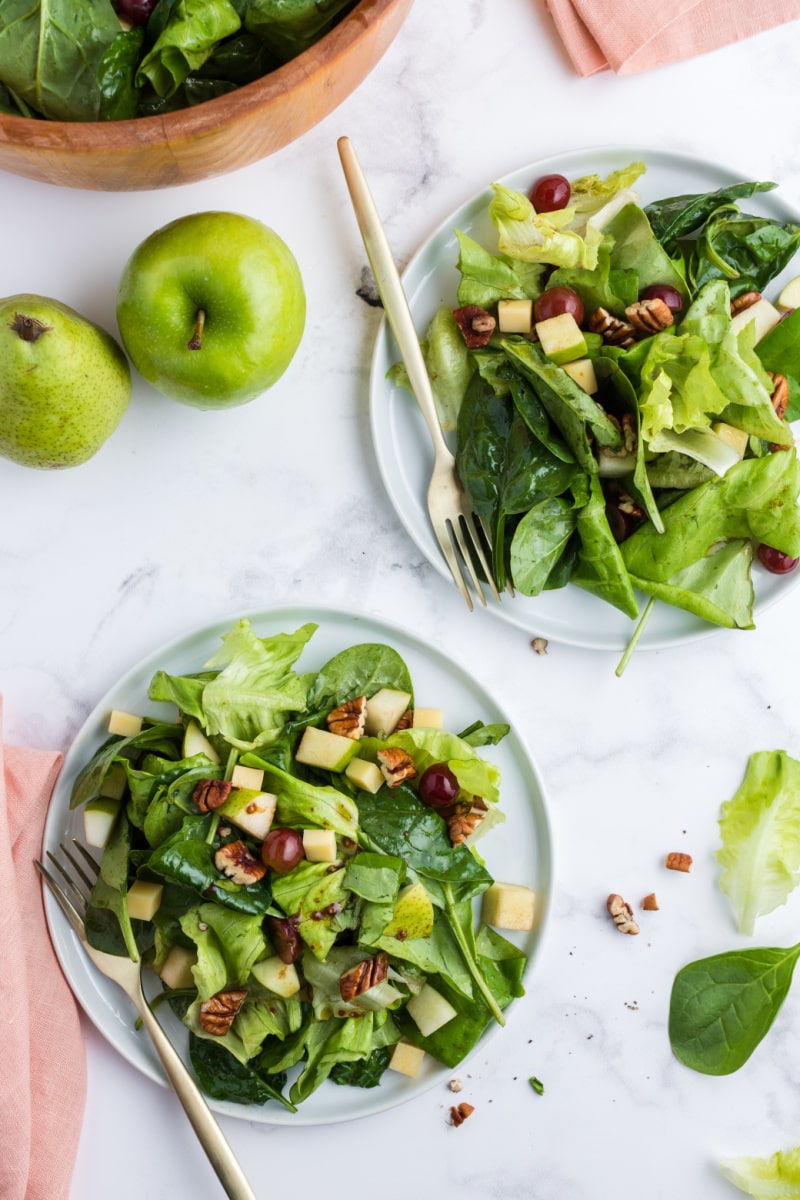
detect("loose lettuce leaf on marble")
(720, 1144), (800, 1198)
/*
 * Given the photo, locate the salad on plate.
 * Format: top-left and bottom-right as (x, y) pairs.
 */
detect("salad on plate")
(67, 617), (536, 1113)
(389, 160), (800, 657)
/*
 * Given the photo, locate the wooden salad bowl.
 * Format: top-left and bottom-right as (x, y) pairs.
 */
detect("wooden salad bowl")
(0, 0), (413, 192)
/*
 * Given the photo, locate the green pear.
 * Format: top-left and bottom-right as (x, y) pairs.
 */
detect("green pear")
(382, 881), (435, 940)
(0, 294), (131, 470)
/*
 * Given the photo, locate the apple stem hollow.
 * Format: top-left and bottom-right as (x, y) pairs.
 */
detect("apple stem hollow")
(187, 309), (206, 351)
(11, 313), (51, 343)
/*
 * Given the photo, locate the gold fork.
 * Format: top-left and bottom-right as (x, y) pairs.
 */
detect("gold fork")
(35, 840), (256, 1200)
(338, 136), (501, 611)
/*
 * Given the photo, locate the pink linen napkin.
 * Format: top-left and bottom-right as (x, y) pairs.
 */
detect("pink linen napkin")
(0, 698), (86, 1200)
(546, 0), (800, 76)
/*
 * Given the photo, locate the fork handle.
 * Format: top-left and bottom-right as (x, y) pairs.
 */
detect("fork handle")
(338, 136), (452, 460)
(136, 997), (256, 1200)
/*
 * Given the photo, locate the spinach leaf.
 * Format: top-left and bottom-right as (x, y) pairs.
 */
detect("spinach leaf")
(245, 0), (356, 61)
(329, 1047), (392, 1088)
(136, 0), (241, 97)
(644, 182), (776, 248)
(85, 811), (146, 960)
(691, 207), (800, 298)
(602, 204), (691, 308)
(757, 308), (800, 423)
(69, 722), (182, 810)
(98, 28), (145, 120)
(457, 721), (510, 747)
(189, 1034), (293, 1108)
(571, 474), (639, 619)
(146, 816), (272, 915)
(509, 496), (577, 597)
(306, 643), (413, 713)
(506, 370), (575, 463)
(669, 943), (800, 1074)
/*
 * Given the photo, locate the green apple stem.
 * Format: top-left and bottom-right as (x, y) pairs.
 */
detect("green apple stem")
(11, 313), (51, 343)
(187, 308), (206, 351)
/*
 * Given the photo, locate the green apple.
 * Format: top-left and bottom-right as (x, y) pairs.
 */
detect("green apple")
(0, 294), (130, 470)
(116, 211), (306, 410)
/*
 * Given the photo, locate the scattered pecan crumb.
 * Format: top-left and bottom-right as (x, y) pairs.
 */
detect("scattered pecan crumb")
(607, 893), (639, 935)
(450, 1102), (475, 1127)
(642, 893), (659, 911)
(531, 637), (548, 655)
(448, 1079), (463, 1093)
(665, 852), (692, 873)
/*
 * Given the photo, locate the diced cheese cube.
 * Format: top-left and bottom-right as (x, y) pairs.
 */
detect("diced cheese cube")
(230, 764), (264, 790)
(159, 945), (197, 990)
(712, 422), (748, 461)
(126, 879), (164, 921)
(345, 758), (384, 794)
(108, 710), (143, 738)
(388, 1041), (426, 1078)
(562, 357), (598, 395)
(302, 828), (337, 863)
(406, 984), (457, 1037)
(481, 882), (536, 931)
(497, 298), (533, 334)
(412, 708), (443, 729)
(364, 688), (411, 736)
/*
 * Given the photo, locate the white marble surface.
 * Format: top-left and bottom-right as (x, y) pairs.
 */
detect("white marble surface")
(4, 2), (800, 1197)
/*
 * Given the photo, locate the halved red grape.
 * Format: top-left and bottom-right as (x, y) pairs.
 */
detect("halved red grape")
(534, 287), (584, 325)
(639, 283), (683, 314)
(418, 763), (460, 810)
(267, 916), (301, 963)
(530, 174), (571, 213)
(262, 828), (304, 874)
(757, 544), (800, 574)
(113, 0), (158, 23)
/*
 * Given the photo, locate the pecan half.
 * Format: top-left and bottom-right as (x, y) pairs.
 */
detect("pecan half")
(730, 290), (761, 315)
(450, 1102), (475, 1127)
(767, 370), (790, 420)
(395, 709), (413, 732)
(214, 840), (266, 885)
(625, 297), (674, 334)
(607, 893), (639, 935)
(587, 306), (636, 349)
(338, 953), (389, 1001)
(199, 988), (247, 1036)
(376, 746), (417, 787)
(453, 305), (496, 349)
(326, 695), (367, 740)
(193, 777), (232, 813)
(447, 806), (483, 845)
(665, 851), (692, 873)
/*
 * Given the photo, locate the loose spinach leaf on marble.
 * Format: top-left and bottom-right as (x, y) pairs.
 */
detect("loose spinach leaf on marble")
(669, 943), (800, 1075)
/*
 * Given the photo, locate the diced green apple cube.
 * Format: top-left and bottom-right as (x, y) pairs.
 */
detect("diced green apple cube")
(230, 764), (264, 790)
(83, 797), (121, 849)
(295, 726), (359, 772)
(126, 879), (164, 921)
(302, 828), (337, 862)
(364, 688), (412, 736)
(250, 955), (301, 997)
(562, 357), (598, 395)
(777, 274), (800, 310)
(217, 788), (277, 840)
(388, 1041), (425, 1078)
(412, 708), (443, 729)
(344, 757), (384, 794)
(159, 945), (197, 989)
(108, 709), (143, 737)
(481, 882), (536, 931)
(730, 297), (781, 342)
(182, 719), (220, 764)
(405, 983), (457, 1037)
(534, 313), (587, 365)
(497, 298), (532, 334)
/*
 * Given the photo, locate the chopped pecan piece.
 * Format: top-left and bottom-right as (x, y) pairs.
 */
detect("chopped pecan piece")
(607, 893), (639, 935)
(730, 290), (761, 315)
(642, 893), (659, 911)
(625, 297), (674, 334)
(453, 305), (497, 349)
(767, 371), (790, 420)
(587, 306), (636, 349)
(450, 1102), (475, 1127)
(338, 953), (389, 1001)
(376, 746), (417, 787)
(665, 851), (692, 873)
(213, 840), (266, 885)
(447, 806), (483, 845)
(199, 988), (247, 1036)
(395, 709), (413, 731)
(531, 637), (548, 656)
(192, 777), (232, 812)
(326, 695), (367, 740)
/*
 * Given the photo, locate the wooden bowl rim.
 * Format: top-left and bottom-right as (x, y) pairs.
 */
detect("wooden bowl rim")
(0, 0), (408, 148)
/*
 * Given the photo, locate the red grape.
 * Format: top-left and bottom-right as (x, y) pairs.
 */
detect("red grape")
(113, 0), (158, 24)
(534, 287), (584, 325)
(757, 544), (800, 574)
(261, 828), (304, 874)
(530, 174), (571, 213)
(639, 283), (683, 314)
(418, 763), (460, 810)
(267, 916), (301, 963)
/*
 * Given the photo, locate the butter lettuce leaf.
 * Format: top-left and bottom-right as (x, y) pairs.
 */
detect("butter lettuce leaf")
(490, 184), (603, 271)
(720, 1145), (800, 1198)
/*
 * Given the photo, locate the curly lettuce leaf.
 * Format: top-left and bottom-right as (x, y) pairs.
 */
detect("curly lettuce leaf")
(567, 162), (646, 222)
(490, 184), (603, 271)
(137, 0), (241, 97)
(720, 1145), (800, 1198)
(387, 305), (475, 432)
(717, 750), (800, 935)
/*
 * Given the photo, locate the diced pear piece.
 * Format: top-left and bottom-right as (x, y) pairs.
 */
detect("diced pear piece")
(711, 422), (748, 461)
(481, 882), (536, 931)
(497, 298), (532, 334)
(534, 312), (587, 365)
(159, 945), (197, 990)
(230, 763), (264, 790)
(388, 1041), (425, 1078)
(217, 788), (277, 840)
(406, 983), (457, 1037)
(412, 708), (443, 729)
(382, 881), (434, 940)
(562, 357), (598, 395)
(295, 726), (359, 772)
(99, 762), (127, 801)
(126, 879), (163, 921)
(83, 797), (121, 849)
(182, 719), (220, 764)
(108, 710), (143, 738)
(364, 688), (412, 736)
(302, 828), (337, 863)
(777, 274), (800, 311)
(345, 757), (384, 794)
(250, 955), (301, 997)
(730, 297), (781, 342)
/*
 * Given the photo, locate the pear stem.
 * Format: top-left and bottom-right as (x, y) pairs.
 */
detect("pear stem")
(187, 309), (206, 351)
(11, 313), (51, 343)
